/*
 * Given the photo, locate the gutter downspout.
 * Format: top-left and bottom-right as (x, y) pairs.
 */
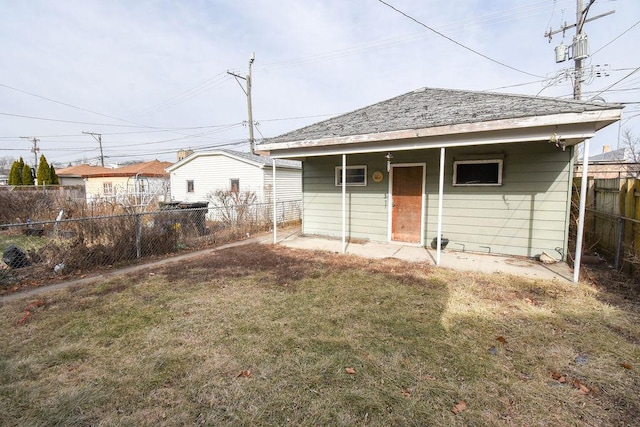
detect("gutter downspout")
(436, 147), (445, 266)
(342, 154), (347, 254)
(574, 138), (590, 283)
(272, 159), (277, 244)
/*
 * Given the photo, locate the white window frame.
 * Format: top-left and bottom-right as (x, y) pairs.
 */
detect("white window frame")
(103, 182), (113, 195)
(335, 165), (367, 186)
(186, 180), (194, 193)
(453, 159), (503, 186)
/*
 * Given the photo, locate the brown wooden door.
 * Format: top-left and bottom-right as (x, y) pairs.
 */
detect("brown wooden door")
(392, 166), (423, 243)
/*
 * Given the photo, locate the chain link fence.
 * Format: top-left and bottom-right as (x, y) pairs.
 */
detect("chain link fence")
(0, 199), (301, 290)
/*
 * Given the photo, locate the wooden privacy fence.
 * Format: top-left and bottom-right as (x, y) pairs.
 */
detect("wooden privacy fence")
(575, 177), (640, 274)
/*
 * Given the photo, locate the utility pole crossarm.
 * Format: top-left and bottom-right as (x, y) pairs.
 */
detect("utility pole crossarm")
(228, 53), (256, 154)
(20, 136), (40, 170)
(544, 10), (615, 39)
(83, 131), (105, 167)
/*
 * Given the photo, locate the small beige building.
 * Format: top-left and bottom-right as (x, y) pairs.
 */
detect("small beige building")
(57, 160), (172, 206)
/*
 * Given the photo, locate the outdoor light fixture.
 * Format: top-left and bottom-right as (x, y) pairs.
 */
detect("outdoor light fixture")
(549, 132), (566, 151)
(385, 152), (393, 172)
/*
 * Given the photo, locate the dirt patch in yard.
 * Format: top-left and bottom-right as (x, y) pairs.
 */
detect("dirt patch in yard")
(160, 243), (433, 289)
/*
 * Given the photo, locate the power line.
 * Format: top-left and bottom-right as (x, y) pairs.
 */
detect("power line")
(0, 111), (153, 128)
(376, 0), (544, 78)
(592, 18), (640, 56)
(0, 82), (152, 128)
(589, 66), (640, 101)
(127, 73), (232, 119)
(256, 0), (571, 72)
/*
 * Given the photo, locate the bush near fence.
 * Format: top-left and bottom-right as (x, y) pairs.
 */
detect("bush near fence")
(573, 177), (640, 280)
(0, 199), (301, 290)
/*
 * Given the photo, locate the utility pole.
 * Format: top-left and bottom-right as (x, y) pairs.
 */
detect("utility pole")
(20, 136), (40, 170)
(544, 0), (614, 100)
(83, 131), (104, 167)
(228, 52), (256, 154)
(574, 0), (585, 100)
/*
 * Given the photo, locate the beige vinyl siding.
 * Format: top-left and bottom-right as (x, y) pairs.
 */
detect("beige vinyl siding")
(302, 141), (572, 259)
(303, 155), (388, 241)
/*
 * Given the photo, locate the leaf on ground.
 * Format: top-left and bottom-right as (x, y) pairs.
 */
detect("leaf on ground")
(452, 400), (467, 414)
(524, 297), (539, 306)
(17, 311), (31, 325)
(237, 369), (251, 378)
(620, 362), (633, 370)
(551, 371), (566, 383)
(495, 336), (508, 344)
(345, 367), (356, 375)
(421, 374), (436, 381)
(24, 300), (45, 311)
(402, 388), (411, 397)
(573, 379), (590, 395)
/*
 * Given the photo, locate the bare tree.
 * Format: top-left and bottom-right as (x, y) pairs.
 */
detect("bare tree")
(0, 156), (13, 173)
(620, 130), (640, 163)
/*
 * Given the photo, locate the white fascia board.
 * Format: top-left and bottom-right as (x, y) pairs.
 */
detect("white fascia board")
(165, 151), (264, 171)
(266, 121), (600, 159)
(260, 109), (621, 155)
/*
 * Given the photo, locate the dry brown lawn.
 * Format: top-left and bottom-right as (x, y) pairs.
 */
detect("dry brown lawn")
(0, 243), (638, 426)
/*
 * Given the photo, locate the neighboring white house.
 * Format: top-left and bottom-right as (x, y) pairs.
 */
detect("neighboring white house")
(166, 149), (302, 219)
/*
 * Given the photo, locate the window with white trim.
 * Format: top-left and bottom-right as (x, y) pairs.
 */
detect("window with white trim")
(103, 182), (113, 195)
(186, 180), (194, 193)
(335, 165), (367, 186)
(453, 159), (503, 186)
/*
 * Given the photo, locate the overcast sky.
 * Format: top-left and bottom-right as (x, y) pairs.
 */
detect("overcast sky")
(1, 0), (638, 168)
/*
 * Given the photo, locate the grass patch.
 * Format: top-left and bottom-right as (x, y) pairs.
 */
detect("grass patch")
(0, 232), (49, 253)
(0, 244), (638, 425)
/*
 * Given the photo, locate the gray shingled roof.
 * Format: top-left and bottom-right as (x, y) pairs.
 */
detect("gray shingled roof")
(264, 87), (622, 144)
(588, 148), (630, 163)
(220, 149), (301, 169)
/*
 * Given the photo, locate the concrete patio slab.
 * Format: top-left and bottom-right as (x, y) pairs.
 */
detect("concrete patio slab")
(275, 232), (573, 282)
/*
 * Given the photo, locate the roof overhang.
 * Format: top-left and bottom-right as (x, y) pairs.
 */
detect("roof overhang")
(258, 109), (622, 159)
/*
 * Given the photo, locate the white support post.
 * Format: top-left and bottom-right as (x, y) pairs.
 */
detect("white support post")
(574, 138), (590, 283)
(436, 147), (445, 266)
(272, 159), (277, 244)
(342, 154), (347, 254)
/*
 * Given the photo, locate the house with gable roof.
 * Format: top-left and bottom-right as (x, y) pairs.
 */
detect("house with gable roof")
(57, 160), (172, 205)
(166, 149), (301, 209)
(258, 87), (622, 265)
(574, 145), (640, 178)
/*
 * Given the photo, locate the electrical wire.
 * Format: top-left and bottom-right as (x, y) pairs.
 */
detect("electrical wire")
(376, 0), (544, 79)
(256, 0), (571, 72)
(0, 82), (153, 128)
(589, 66), (640, 101)
(0, 112), (152, 128)
(592, 19), (640, 56)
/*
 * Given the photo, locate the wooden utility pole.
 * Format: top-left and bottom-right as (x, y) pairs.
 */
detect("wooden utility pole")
(20, 136), (40, 170)
(544, 0), (614, 100)
(574, 0), (585, 100)
(83, 131), (104, 167)
(228, 52), (256, 154)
